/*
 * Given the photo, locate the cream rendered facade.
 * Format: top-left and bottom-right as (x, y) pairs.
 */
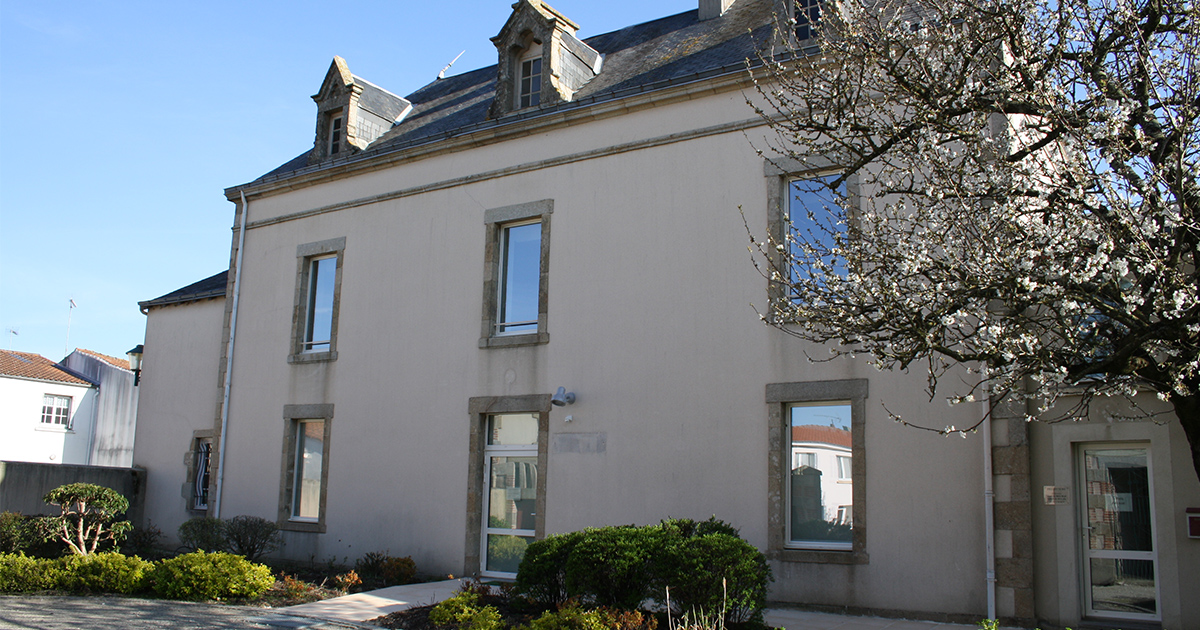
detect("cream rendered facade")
(133, 1), (1199, 627)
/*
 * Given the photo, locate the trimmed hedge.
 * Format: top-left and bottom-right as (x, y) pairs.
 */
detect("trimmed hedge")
(514, 517), (772, 623)
(147, 551), (274, 600)
(0, 552), (150, 594)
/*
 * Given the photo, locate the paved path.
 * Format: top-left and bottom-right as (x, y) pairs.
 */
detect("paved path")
(0, 595), (371, 630)
(1, 586), (1004, 630)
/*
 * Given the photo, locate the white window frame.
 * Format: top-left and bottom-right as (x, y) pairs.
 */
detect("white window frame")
(41, 394), (71, 427)
(193, 440), (212, 511)
(303, 255), (337, 352)
(496, 219), (542, 336)
(329, 115), (343, 154)
(290, 419), (325, 522)
(480, 432), (538, 579)
(785, 400), (853, 552)
(517, 47), (542, 109)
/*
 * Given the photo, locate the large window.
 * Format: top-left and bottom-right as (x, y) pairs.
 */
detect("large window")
(304, 256), (337, 351)
(787, 175), (847, 294)
(41, 394), (71, 427)
(767, 379), (868, 563)
(290, 237), (345, 363)
(497, 222), (541, 335)
(278, 404), (333, 532)
(480, 201), (552, 348)
(787, 402), (853, 550)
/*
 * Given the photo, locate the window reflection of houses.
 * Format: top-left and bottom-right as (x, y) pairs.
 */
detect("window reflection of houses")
(791, 424), (852, 527)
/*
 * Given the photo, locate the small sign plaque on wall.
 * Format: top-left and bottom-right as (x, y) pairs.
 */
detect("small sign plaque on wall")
(1043, 486), (1070, 506)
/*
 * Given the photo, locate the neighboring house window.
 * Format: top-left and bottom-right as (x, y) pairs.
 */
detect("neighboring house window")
(41, 395), (71, 427)
(480, 200), (552, 348)
(290, 237), (345, 363)
(278, 404), (333, 532)
(767, 379), (868, 564)
(795, 0), (822, 41)
(519, 56), (542, 108)
(330, 115), (343, 154)
(193, 439), (212, 511)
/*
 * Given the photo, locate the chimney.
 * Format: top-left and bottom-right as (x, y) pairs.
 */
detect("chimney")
(698, 0), (735, 20)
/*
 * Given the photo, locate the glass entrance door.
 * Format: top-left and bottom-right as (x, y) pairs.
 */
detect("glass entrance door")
(1079, 445), (1159, 622)
(481, 413), (539, 578)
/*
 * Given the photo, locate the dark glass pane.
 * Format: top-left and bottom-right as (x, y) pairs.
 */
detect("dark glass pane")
(1090, 558), (1156, 615)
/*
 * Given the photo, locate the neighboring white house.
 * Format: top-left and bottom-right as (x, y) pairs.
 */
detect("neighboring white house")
(1, 348), (138, 467)
(131, 1), (1199, 628)
(1, 350), (98, 465)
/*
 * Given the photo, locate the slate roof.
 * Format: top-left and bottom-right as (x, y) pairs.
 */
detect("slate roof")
(76, 348), (131, 370)
(354, 76), (411, 122)
(0, 350), (93, 386)
(791, 425), (853, 449)
(139, 270), (229, 310)
(243, 0), (775, 187)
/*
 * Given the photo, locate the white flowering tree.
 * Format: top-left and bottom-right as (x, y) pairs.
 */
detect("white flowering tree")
(748, 0), (1199, 480)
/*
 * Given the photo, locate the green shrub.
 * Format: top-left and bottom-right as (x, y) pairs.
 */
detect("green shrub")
(58, 552), (151, 594)
(515, 518), (771, 624)
(521, 604), (608, 630)
(42, 483), (132, 555)
(652, 534), (771, 624)
(514, 530), (585, 606)
(0, 553), (63, 592)
(147, 551), (274, 600)
(224, 515), (280, 561)
(429, 590), (504, 630)
(0, 512), (49, 555)
(178, 517), (227, 552)
(564, 526), (664, 609)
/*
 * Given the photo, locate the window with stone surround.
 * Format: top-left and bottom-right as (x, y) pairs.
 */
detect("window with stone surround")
(767, 379), (868, 564)
(480, 201), (551, 348)
(278, 404), (333, 533)
(289, 237), (345, 363)
(794, 0), (823, 41)
(518, 46), (543, 109)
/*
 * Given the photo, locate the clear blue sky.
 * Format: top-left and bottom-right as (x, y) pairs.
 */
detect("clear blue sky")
(0, 0), (690, 361)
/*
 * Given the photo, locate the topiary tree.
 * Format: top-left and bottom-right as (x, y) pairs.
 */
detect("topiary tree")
(42, 483), (133, 556)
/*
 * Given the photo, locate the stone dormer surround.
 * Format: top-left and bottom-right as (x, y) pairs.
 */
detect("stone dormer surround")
(488, 0), (602, 119)
(699, 0), (737, 21)
(309, 57), (412, 165)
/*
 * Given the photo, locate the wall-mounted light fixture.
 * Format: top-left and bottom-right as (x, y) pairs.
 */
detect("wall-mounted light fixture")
(551, 386), (575, 406)
(126, 344), (144, 386)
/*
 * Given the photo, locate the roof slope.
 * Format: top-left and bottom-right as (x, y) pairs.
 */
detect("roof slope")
(791, 425), (853, 449)
(139, 270), (228, 310)
(0, 350), (93, 386)
(76, 348), (131, 370)
(245, 0), (774, 186)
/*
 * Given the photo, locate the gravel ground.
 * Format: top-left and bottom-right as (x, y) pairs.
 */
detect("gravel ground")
(0, 595), (372, 630)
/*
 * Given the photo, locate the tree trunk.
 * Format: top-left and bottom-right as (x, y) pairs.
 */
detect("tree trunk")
(1173, 393), (1200, 488)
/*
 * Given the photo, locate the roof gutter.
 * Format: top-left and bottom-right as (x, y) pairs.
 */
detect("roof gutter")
(213, 191), (249, 519)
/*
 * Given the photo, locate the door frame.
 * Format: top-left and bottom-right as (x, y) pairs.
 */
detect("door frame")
(1076, 441), (1161, 623)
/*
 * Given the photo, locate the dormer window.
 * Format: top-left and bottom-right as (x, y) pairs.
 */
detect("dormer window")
(519, 53), (542, 108)
(795, 0), (822, 41)
(329, 114), (344, 155)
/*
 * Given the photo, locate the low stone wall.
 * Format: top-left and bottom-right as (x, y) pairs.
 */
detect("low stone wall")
(0, 461), (145, 524)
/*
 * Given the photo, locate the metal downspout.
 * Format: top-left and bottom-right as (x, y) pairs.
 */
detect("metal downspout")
(213, 191), (249, 519)
(982, 366), (997, 621)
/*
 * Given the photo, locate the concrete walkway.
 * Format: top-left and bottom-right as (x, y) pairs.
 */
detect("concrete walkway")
(282, 580), (997, 630)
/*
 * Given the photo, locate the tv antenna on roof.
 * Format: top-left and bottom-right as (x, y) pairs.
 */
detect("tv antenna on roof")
(64, 298), (76, 357)
(438, 50), (466, 79)
(6, 328), (16, 350)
